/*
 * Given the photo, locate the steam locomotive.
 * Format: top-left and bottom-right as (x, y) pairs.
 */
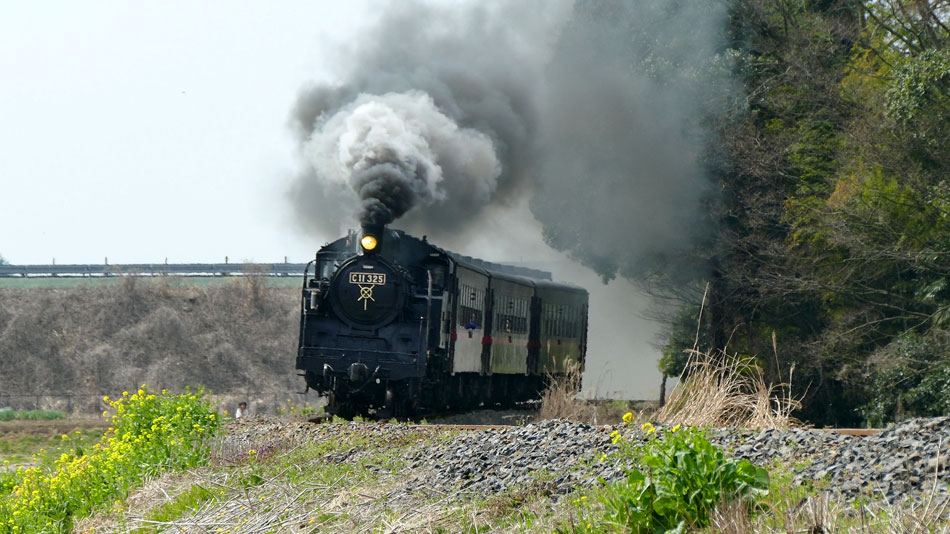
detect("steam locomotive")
(296, 224), (588, 418)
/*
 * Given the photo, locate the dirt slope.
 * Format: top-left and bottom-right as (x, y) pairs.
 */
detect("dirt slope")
(0, 277), (302, 413)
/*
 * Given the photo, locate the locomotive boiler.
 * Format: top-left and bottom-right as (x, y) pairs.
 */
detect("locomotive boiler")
(296, 224), (588, 418)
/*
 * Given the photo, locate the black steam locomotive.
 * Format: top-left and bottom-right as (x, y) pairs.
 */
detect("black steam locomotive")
(296, 224), (588, 418)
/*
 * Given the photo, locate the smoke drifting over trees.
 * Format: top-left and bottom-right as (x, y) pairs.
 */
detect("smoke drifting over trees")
(289, 0), (736, 284)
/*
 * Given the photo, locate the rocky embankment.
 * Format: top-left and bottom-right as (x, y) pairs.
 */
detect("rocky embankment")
(223, 416), (950, 506)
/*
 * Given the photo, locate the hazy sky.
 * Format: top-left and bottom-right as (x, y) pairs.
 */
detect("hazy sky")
(0, 1), (668, 400)
(1, 1), (373, 265)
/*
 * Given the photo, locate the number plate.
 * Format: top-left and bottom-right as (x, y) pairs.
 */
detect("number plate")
(349, 272), (387, 285)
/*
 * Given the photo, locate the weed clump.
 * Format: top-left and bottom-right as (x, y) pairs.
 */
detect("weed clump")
(0, 385), (219, 533)
(580, 416), (770, 533)
(539, 361), (598, 423)
(656, 351), (801, 429)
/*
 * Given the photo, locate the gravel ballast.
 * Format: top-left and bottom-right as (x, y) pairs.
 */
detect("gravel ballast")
(221, 415), (950, 506)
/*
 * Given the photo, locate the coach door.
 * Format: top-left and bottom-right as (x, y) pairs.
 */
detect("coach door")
(489, 276), (534, 375)
(452, 266), (488, 374)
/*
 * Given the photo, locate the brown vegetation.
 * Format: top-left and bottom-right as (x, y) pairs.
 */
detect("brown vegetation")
(655, 350), (801, 429)
(538, 361), (599, 423)
(0, 278), (300, 413)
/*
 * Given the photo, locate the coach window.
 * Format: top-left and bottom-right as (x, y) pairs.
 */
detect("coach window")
(316, 252), (339, 280)
(566, 306), (578, 338)
(458, 285), (483, 329)
(429, 264), (446, 291)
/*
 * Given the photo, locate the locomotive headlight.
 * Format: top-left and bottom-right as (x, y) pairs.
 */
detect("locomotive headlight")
(360, 234), (378, 251)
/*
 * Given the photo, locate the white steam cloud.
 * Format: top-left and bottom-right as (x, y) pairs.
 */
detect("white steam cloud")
(303, 91), (500, 226)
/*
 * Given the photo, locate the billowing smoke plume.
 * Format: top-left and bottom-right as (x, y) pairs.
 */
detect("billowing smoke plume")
(289, 0), (736, 282)
(303, 91), (499, 227)
(289, 1), (564, 238)
(289, 0), (738, 399)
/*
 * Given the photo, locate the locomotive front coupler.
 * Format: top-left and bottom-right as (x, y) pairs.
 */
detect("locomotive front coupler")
(348, 365), (383, 394)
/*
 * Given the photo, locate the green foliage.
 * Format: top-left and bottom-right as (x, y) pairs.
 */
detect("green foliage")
(697, 0), (950, 426)
(0, 386), (219, 533)
(861, 332), (950, 426)
(134, 484), (218, 533)
(659, 305), (706, 378)
(885, 48), (950, 124)
(587, 423), (769, 533)
(0, 410), (66, 422)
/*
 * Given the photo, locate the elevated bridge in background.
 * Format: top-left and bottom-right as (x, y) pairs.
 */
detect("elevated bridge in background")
(0, 262), (308, 278)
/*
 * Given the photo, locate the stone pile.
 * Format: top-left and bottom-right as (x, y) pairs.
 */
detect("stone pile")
(402, 420), (622, 497)
(710, 416), (950, 504)
(220, 415), (950, 506)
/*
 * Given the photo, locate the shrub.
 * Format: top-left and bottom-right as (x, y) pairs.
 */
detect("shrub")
(860, 333), (950, 426)
(591, 417), (769, 533)
(0, 386), (219, 533)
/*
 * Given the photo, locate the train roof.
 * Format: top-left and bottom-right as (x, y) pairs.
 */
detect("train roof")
(392, 230), (554, 281)
(326, 228), (586, 292)
(395, 230), (587, 292)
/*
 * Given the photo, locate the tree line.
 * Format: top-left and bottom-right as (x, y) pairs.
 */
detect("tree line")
(668, 0), (950, 425)
(535, 0), (950, 426)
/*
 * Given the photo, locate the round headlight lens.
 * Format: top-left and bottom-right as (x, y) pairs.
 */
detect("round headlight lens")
(360, 235), (378, 251)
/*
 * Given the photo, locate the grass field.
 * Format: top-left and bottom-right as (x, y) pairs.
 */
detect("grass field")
(0, 419), (109, 466)
(0, 276), (302, 289)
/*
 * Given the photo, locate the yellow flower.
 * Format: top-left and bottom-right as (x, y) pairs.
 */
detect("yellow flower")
(641, 422), (656, 434)
(102, 395), (109, 402)
(671, 424), (681, 433)
(622, 412), (633, 424)
(610, 430), (622, 444)
(122, 391), (129, 396)
(600, 453), (607, 462)
(248, 449), (256, 455)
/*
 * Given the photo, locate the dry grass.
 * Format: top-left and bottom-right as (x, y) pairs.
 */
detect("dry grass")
(0, 281), (300, 412)
(711, 486), (950, 533)
(538, 360), (600, 423)
(655, 350), (802, 429)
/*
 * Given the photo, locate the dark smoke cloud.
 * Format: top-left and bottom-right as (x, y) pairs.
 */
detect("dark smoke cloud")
(302, 91), (500, 228)
(289, 0), (737, 281)
(532, 1), (738, 281)
(289, 1), (565, 238)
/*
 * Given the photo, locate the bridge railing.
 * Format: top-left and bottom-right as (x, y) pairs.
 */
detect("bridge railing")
(0, 263), (309, 278)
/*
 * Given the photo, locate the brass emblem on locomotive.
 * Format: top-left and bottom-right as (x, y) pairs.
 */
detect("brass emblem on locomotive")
(349, 272), (387, 311)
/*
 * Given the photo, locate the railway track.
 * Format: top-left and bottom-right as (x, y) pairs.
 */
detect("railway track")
(307, 414), (882, 436)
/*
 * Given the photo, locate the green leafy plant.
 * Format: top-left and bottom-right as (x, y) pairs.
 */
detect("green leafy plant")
(592, 418), (769, 533)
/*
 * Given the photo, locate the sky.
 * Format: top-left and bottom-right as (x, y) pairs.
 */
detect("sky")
(1, 1), (373, 265)
(0, 1), (669, 400)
